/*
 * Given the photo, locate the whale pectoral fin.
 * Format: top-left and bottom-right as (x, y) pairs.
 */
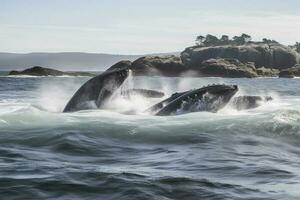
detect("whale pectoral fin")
(122, 88), (165, 98)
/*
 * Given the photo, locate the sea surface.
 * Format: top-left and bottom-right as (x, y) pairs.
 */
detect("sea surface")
(0, 72), (300, 200)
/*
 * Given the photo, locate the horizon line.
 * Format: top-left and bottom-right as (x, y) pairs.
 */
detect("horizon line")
(0, 51), (181, 56)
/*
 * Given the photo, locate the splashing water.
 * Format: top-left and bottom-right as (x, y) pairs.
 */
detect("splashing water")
(103, 71), (164, 114)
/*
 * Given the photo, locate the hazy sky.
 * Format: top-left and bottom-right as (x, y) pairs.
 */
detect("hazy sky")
(1, 0), (300, 54)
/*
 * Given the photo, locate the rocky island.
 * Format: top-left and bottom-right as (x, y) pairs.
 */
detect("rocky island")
(279, 64), (300, 78)
(8, 34), (300, 78)
(107, 34), (300, 78)
(9, 66), (95, 76)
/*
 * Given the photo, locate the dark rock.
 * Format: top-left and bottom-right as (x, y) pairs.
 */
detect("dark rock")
(256, 67), (279, 77)
(103, 43), (299, 78)
(106, 56), (185, 76)
(181, 44), (299, 69)
(106, 57), (258, 78)
(195, 58), (258, 78)
(279, 71), (294, 78)
(231, 96), (273, 110)
(8, 70), (20, 75)
(279, 64), (300, 78)
(130, 56), (187, 76)
(9, 66), (94, 76)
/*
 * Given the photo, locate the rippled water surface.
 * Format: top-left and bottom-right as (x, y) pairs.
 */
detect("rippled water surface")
(0, 74), (300, 200)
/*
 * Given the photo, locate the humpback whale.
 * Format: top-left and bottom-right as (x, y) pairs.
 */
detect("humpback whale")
(145, 91), (186, 114)
(63, 68), (129, 112)
(147, 85), (238, 116)
(63, 70), (269, 115)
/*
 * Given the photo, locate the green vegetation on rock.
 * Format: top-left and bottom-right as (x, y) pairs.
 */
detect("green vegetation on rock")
(195, 33), (279, 47)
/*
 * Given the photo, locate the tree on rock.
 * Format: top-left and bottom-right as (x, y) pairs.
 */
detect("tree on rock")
(262, 38), (271, 44)
(220, 35), (229, 45)
(233, 36), (244, 45)
(293, 42), (300, 53)
(262, 38), (279, 47)
(203, 34), (220, 46)
(195, 35), (205, 46)
(241, 33), (252, 43)
(233, 33), (252, 45)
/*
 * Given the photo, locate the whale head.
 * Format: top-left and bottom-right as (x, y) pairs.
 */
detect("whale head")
(94, 67), (130, 107)
(102, 67), (130, 85)
(206, 84), (238, 97)
(63, 67), (130, 112)
(154, 84), (239, 116)
(202, 84), (238, 112)
(175, 84), (239, 114)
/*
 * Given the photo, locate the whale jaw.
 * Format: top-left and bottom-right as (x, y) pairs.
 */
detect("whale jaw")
(154, 85), (238, 116)
(63, 68), (129, 112)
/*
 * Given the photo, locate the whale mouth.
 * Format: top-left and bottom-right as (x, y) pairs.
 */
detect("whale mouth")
(63, 67), (131, 113)
(223, 85), (239, 97)
(106, 68), (130, 85)
(204, 84), (238, 95)
(117, 68), (130, 79)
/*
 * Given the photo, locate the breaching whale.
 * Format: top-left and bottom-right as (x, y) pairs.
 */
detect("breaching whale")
(63, 70), (269, 115)
(63, 68), (129, 112)
(147, 84), (238, 116)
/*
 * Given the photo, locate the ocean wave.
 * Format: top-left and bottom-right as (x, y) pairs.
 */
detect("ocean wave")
(0, 170), (270, 200)
(1, 104), (300, 141)
(1, 76), (300, 199)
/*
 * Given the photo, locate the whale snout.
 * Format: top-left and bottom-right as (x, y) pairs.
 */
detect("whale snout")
(223, 85), (238, 94)
(120, 68), (130, 78)
(225, 84), (238, 91)
(113, 68), (129, 81)
(214, 84), (238, 94)
(230, 85), (238, 94)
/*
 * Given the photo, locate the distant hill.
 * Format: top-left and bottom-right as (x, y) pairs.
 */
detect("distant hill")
(0, 52), (179, 71)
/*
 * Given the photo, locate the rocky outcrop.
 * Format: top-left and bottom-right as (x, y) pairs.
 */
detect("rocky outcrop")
(103, 43), (300, 78)
(9, 66), (94, 76)
(195, 58), (257, 78)
(279, 64), (300, 78)
(130, 56), (187, 76)
(107, 57), (259, 78)
(181, 44), (299, 70)
(256, 67), (279, 77)
(106, 56), (186, 76)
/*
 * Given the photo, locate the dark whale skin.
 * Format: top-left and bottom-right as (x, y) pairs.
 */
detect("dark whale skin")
(152, 85), (238, 116)
(145, 91), (186, 114)
(63, 68), (129, 112)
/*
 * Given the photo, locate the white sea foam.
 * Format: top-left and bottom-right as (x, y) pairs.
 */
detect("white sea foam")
(0, 76), (300, 136)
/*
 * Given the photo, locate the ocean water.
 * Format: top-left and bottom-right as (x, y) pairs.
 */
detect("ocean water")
(0, 73), (300, 200)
